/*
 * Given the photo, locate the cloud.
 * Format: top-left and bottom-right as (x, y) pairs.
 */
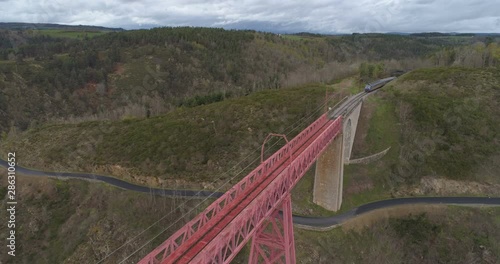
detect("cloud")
(0, 0), (498, 33)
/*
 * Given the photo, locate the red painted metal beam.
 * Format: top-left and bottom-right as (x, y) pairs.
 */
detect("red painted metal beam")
(188, 117), (342, 264)
(249, 195), (295, 264)
(173, 116), (334, 263)
(138, 114), (342, 264)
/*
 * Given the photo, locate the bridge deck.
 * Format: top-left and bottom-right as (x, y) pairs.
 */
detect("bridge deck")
(140, 112), (343, 264)
(172, 118), (335, 263)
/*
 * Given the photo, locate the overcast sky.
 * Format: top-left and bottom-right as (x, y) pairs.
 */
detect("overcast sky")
(0, 0), (499, 33)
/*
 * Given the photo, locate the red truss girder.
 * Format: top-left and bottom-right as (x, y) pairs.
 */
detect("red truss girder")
(189, 117), (342, 264)
(249, 195), (295, 264)
(138, 114), (342, 264)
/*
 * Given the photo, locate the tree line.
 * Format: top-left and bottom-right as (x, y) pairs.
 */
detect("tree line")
(0, 27), (498, 134)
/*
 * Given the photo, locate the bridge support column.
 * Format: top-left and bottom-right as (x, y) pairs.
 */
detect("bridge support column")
(343, 102), (362, 163)
(249, 195), (296, 264)
(313, 133), (344, 211)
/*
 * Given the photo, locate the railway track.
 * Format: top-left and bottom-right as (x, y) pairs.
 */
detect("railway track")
(329, 91), (365, 120)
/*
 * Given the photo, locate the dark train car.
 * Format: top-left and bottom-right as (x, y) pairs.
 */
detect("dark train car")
(364, 77), (396, 92)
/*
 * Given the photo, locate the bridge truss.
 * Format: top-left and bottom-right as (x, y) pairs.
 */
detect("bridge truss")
(139, 113), (343, 264)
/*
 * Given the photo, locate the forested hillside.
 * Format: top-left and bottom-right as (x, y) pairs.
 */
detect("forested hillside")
(2, 66), (500, 263)
(0, 27), (498, 134)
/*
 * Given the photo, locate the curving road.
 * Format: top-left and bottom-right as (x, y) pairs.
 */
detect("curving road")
(292, 196), (500, 228)
(0, 159), (223, 198)
(2, 159), (500, 229)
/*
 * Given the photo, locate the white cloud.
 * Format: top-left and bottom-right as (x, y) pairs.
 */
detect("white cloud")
(0, 0), (498, 33)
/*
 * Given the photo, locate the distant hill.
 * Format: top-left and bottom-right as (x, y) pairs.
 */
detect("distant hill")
(0, 26), (496, 134)
(0, 22), (124, 31)
(410, 32), (500, 37)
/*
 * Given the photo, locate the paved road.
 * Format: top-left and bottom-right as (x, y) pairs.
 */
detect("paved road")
(293, 196), (500, 228)
(0, 159), (223, 198)
(2, 159), (499, 229)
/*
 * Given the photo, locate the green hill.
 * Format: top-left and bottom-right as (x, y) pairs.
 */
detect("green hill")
(1, 27), (486, 133)
(1, 57), (500, 262)
(2, 66), (499, 193)
(292, 206), (500, 264)
(336, 67), (500, 215)
(1, 82), (346, 187)
(387, 67), (500, 182)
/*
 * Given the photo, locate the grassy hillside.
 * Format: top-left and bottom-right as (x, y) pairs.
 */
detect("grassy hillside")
(2, 67), (500, 263)
(293, 206), (500, 264)
(387, 67), (500, 184)
(1, 82), (346, 187)
(337, 67), (500, 213)
(0, 169), (211, 264)
(3, 66), (499, 202)
(290, 67), (500, 217)
(2, 172), (499, 264)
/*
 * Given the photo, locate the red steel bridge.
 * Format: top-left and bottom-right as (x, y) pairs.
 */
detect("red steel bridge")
(139, 112), (343, 264)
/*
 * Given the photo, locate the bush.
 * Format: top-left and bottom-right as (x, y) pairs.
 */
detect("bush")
(391, 213), (442, 244)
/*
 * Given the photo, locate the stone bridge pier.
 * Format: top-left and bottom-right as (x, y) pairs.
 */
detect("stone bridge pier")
(313, 101), (363, 211)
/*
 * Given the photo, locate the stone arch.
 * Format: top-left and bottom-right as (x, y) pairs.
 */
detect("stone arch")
(344, 118), (352, 161)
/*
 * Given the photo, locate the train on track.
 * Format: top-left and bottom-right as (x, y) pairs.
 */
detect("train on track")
(364, 77), (396, 92)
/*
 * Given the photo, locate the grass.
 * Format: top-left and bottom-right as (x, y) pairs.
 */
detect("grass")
(291, 170), (338, 216)
(337, 95), (400, 213)
(388, 67), (500, 181)
(361, 97), (399, 154)
(293, 206), (500, 263)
